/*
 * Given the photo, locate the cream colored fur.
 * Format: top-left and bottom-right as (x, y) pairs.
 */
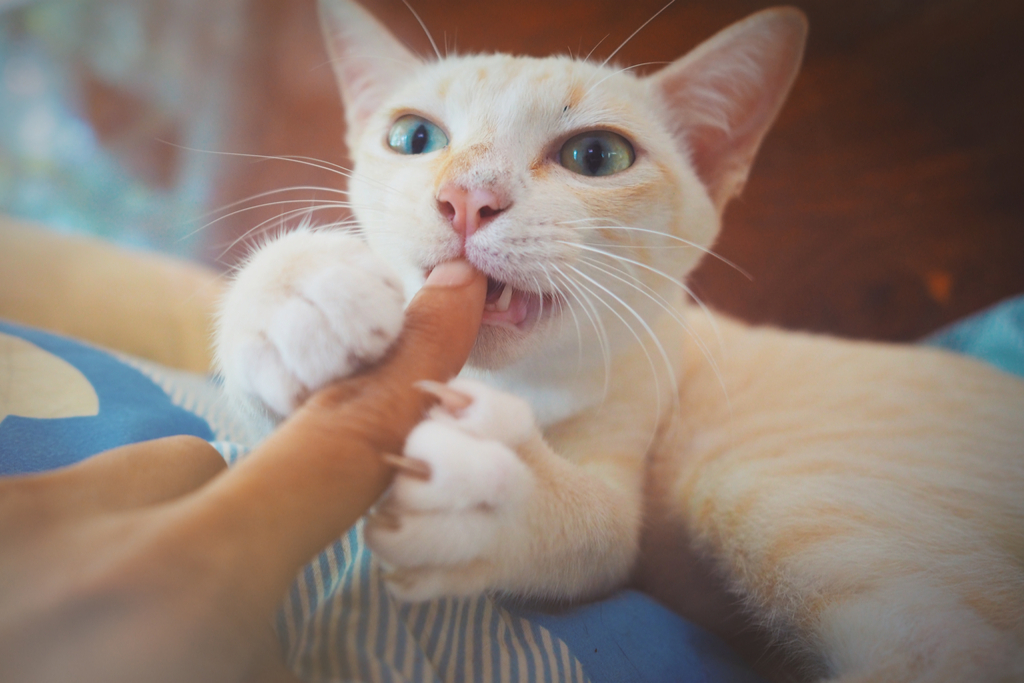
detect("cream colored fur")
(215, 1), (1024, 680)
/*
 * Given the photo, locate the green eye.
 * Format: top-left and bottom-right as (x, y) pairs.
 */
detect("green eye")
(388, 115), (449, 155)
(559, 130), (635, 177)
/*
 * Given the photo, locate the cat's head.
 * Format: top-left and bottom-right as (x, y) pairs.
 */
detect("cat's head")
(319, 0), (806, 372)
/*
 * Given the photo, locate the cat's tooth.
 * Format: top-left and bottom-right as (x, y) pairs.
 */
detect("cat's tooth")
(495, 284), (514, 312)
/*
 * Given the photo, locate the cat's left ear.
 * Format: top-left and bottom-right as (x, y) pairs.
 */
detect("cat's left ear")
(319, 0), (422, 143)
(649, 7), (807, 210)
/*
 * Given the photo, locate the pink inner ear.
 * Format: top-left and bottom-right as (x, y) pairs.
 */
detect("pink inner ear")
(336, 58), (400, 132)
(318, 0), (422, 139)
(651, 9), (807, 210)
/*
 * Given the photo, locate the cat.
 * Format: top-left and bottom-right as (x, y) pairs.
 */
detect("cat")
(214, 0), (1024, 680)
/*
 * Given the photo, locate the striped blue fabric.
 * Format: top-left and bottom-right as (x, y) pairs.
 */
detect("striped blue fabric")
(275, 524), (587, 683)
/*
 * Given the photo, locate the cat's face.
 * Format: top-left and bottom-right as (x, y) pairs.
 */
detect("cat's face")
(347, 54), (716, 368)
(321, 0), (806, 371)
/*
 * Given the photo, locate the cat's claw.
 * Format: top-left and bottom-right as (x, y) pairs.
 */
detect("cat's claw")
(367, 379), (539, 600)
(415, 379), (474, 413)
(216, 229), (405, 421)
(383, 561), (495, 603)
(381, 453), (432, 481)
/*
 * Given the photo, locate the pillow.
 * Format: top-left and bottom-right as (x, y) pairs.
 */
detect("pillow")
(0, 320), (215, 475)
(926, 294), (1024, 378)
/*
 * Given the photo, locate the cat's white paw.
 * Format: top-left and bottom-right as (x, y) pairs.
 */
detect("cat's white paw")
(366, 378), (538, 601)
(216, 229), (405, 420)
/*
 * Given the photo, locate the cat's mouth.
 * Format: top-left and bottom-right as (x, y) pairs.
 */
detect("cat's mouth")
(423, 267), (555, 333)
(481, 276), (551, 331)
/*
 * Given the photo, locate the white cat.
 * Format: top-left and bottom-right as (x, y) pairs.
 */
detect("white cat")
(215, 1), (1024, 680)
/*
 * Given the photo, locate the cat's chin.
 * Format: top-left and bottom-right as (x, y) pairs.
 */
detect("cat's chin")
(466, 324), (546, 370)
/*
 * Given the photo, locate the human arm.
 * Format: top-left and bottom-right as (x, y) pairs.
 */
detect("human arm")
(0, 260), (486, 683)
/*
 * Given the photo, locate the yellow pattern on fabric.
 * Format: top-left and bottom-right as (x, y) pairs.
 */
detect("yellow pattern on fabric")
(0, 332), (98, 423)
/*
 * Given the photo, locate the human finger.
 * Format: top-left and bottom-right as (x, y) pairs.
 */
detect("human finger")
(178, 261), (486, 608)
(0, 436), (224, 527)
(305, 258), (486, 450)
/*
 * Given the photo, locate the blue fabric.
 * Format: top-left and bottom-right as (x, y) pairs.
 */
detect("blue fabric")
(926, 294), (1024, 378)
(515, 590), (764, 683)
(0, 320), (213, 474)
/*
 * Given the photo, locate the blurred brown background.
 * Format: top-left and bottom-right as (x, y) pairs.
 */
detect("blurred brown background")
(188, 0), (1024, 341)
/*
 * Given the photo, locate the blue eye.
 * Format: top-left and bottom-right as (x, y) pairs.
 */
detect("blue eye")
(559, 130), (635, 177)
(388, 115), (449, 155)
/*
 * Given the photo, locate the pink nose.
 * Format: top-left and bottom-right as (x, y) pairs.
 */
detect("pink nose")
(437, 184), (509, 240)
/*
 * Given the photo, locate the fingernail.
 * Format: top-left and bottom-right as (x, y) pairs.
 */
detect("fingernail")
(424, 260), (476, 288)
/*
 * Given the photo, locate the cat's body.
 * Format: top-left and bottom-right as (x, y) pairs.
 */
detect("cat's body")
(215, 1), (1024, 680)
(643, 311), (1024, 680)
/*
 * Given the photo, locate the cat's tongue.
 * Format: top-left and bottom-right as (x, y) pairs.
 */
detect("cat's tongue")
(482, 279), (530, 328)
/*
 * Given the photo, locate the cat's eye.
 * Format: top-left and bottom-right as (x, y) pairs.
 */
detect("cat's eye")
(388, 115), (449, 155)
(559, 131), (635, 177)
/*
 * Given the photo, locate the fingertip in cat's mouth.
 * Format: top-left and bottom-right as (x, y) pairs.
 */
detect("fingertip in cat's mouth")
(423, 267), (553, 332)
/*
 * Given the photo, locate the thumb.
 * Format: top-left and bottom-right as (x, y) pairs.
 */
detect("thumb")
(392, 259), (487, 384)
(307, 259), (486, 442)
(179, 261), (486, 609)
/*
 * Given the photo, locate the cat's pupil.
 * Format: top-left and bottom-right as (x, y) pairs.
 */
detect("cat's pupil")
(582, 140), (605, 175)
(410, 124), (429, 154)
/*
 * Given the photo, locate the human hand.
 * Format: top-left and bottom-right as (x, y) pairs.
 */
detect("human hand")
(0, 260), (486, 683)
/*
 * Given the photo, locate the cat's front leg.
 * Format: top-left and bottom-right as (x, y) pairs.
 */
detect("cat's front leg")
(215, 229), (405, 425)
(366, 379), (642, 602)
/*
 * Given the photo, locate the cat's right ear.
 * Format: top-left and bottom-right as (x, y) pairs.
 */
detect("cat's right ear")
(318, 0), (421, 142)
(649, 7), (807, 212)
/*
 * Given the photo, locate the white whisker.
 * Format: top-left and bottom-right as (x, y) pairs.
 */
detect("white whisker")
(190, 199), (380, 239)
(589, 0), (676, 80)
(556, 241), (725, 351)
(158, 142), (402, 197)
(564, 265), (666, 426)
(197, 185), (356, 220)
(530, 273), (546, 326)
(401, 0), (442, 61)
(584, 61), (670, 97)
(566, 264), (678, 411)
(557, 221), (752, 280)
(582, 34), (610, 64)
(214, 209), (364, 261)
(575, 254), (729, 409)
(179, 184), (365, 238)
(552, 264), (611, 403)
(556, 217), (613, 225)
(220, 217), (359, 273)
(577, 253), (687, 331)
(542, 263), (583, 372)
